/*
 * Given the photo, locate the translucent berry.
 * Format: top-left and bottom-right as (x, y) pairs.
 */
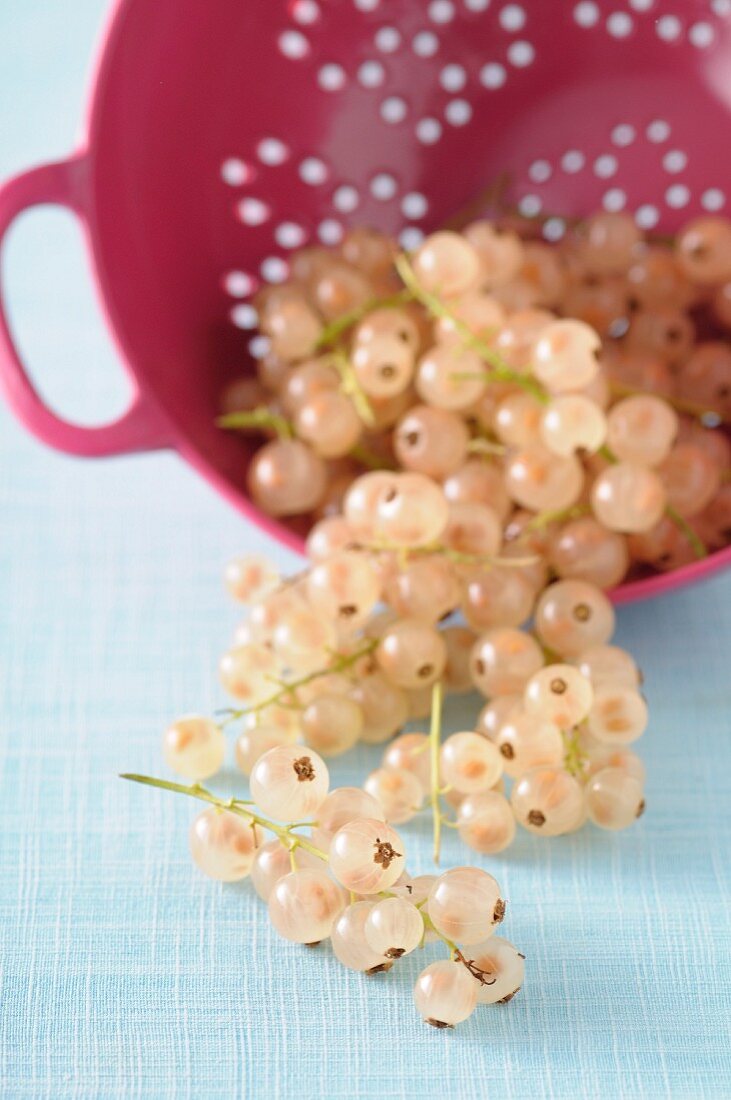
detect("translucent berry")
(412, 231), (482, 297)
(224, 555), (280, 604)
(470, 628), (544, 696)
(467, 935), (525, 1005)
(364, 767), (424, 824)
(377, 618), (448, 689)
(352, 335), (415, 398)
(329, 818), (406, 893)
(505, 446), (584, 512)
(531, 320), (601, 392)
(548, 518), (629, 590)
(395, 405), (469, 478)
(331, 901), (389, 972)
(534, 579), (615, 659)
(585, 767), (645, 830)
(587, 685), (648, 745)
(440, 732), (503, 794)
(494, 709), (564, 778)
(457, 791), (516, 854)
(540, 395), (607, 457)
(524, 665), (594, 727)
(162, 716), (226, 781)
(250, 745), (329, 820)
(606, 395), (678, 467)
(511, 767), (585, 835)
(268, 868), (345, 943)
(427, 867), (505, 945)
(247, 438), (327, 516)
(591, 462), (667, 533)
(219, 643), (280, 704)
(676, 216), (731, 285)
(365, 897), (424, 959)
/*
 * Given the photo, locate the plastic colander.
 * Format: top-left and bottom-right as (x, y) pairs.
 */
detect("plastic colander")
(1, 0), (730, 603)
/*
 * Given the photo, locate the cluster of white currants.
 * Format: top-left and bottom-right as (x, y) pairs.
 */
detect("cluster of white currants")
(158, 517), (647, 853)
(222, 214), (731, 579)
(124, 753), (523, 1029)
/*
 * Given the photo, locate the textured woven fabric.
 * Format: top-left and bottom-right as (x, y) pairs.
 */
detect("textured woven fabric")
(2, 5), (731, 1097)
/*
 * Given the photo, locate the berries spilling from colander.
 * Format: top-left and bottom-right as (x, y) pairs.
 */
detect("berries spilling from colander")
(220, 212), (731, 578)
(121, 210), (730, 1025)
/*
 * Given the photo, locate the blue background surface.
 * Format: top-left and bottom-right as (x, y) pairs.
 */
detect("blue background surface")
(1, 3), (730, 1097)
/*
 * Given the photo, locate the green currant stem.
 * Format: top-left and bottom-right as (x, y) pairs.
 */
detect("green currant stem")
(428, 680), (445, 866)
(524, 503), (590, 532)
(561, 730), (587, 778)
(352, 539), (539, 570)
(665, 504), (708, 560)
(217, 406), (294, 440)
(223, 638), (379, 722)
(465, 436), (508, 458)
(315, 288), (414, 350)
(599, 443), (709, 561)
(120, 774), (329, 861)
(328, 351), (376, 427)
(394, 253), (547, 402)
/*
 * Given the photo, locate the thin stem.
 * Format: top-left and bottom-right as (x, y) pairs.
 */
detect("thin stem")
(394, 253), (547, 402)
(428, 681), (445, 866)
(524, 503), (590, 532)
(120, 774), (328, 861)
(561, 730), (587, 778)
(316, 288), (414, 350)
(217, 406), (293, 440)
(466, 437), (508, 458)
(421, 911), (458, 956)
(665, 503), (708, 560)
(224, 638), (379, 722)
(352, 539), (539, 570)
(328, 351), (376, 427)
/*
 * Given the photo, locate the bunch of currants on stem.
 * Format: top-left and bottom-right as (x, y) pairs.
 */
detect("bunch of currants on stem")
(122, 760), (523, 1029)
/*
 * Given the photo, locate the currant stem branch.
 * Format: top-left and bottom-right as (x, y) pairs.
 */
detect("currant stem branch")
(665, 504), (708, 560)
(352, 540), (539, 569)
(394, 253), (547, 402)
(120, 774), (329, 861)
(217, 406), (294, 440)
(328, 351), (376, 427)
(315, 288), (414, 350)
(428, 680), (445, 866)
(222, 638), (379, 723)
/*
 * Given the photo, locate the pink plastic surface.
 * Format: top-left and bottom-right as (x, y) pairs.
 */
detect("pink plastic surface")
(0, 0), (730, 601)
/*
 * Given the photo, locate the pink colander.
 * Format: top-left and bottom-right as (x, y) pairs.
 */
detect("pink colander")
(1, 0), (730, 603)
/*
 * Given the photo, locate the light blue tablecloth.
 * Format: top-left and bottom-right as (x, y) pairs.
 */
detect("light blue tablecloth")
(1, 5), (730, 1097)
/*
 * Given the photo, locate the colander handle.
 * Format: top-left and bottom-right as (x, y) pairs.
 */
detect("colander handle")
(0, 155), (172, 456)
